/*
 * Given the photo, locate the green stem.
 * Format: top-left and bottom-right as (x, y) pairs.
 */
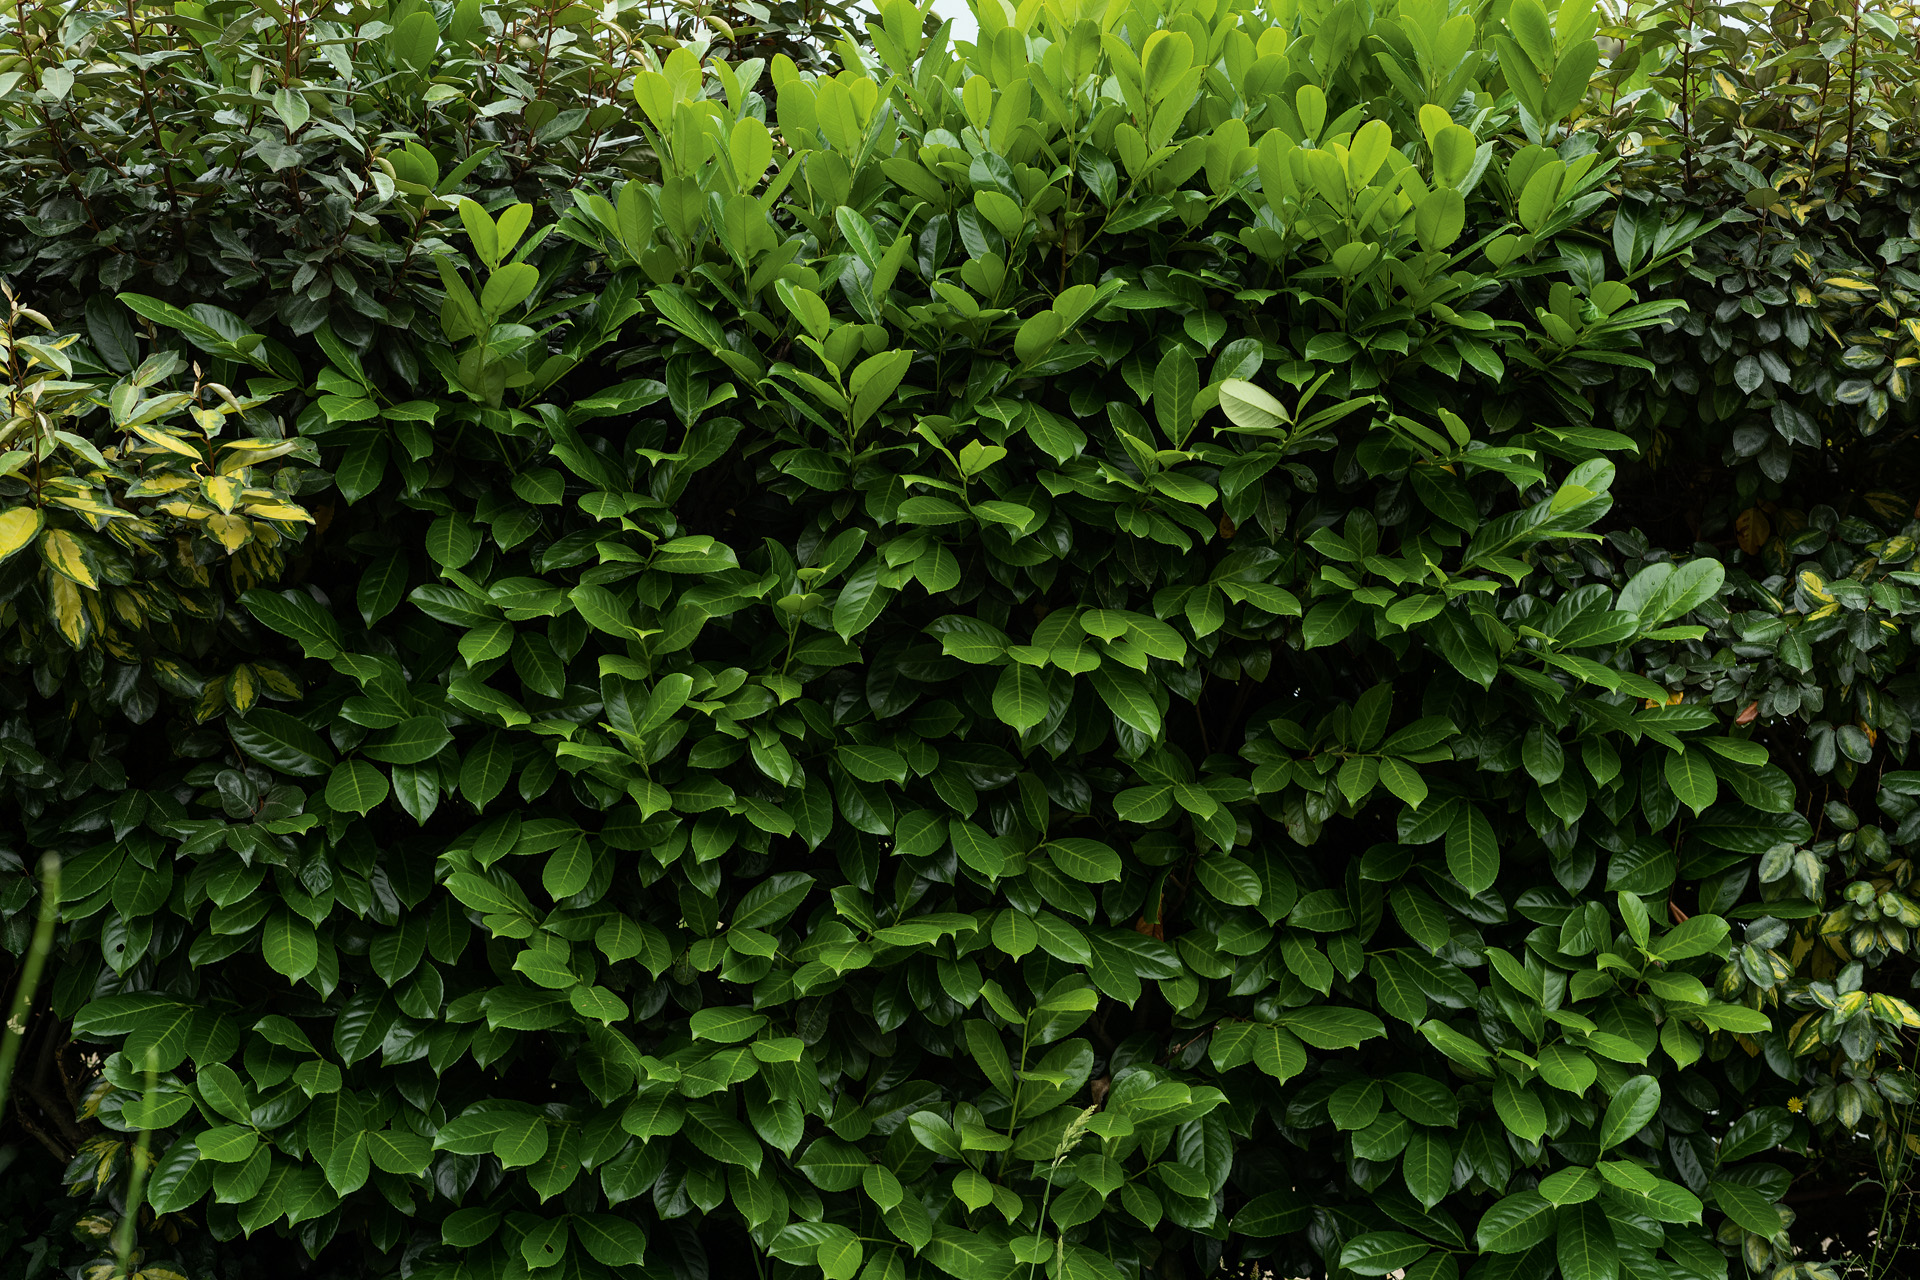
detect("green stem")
(1025, 1183), (1055, 1280)
(0, 852), (60, 1119)
(1001, 1016), (1033, 1176)
(112, 1049), (159, 1276)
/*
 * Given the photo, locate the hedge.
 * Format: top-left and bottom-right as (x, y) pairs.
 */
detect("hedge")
(3, 2), (1920, 1280)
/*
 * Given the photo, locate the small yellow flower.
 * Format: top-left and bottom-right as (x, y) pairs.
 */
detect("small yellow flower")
(1787, 1097), (1805, 1113)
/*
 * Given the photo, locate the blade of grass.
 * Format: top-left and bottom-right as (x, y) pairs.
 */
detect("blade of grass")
(0, 852), (60, 1117)
(113, 1048), (160, 1277)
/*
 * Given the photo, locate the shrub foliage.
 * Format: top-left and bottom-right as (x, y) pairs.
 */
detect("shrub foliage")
(4, 2), (1920, 1280)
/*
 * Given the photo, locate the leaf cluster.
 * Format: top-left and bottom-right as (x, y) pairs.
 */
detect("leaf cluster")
(4, 4), (1920, 1280)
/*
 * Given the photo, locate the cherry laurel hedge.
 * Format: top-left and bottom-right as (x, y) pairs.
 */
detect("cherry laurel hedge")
(5, 2), (1920, 1280)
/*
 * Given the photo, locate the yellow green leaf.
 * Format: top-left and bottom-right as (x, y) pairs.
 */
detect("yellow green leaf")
(255, 663), (302, 697)
(130, 423), (204, 459)
(158, 498), (215, 519)
(0, 506), (44, 561)
(228, 663), (261, 713)
(205, 474), (244, 513)
(41, 528), (98, 588)
(47, 573), (93, 648)
(241, 499), (316, 522)
(48, 492), (134, 521)
(218, 440), (304, 472)
(195, 678), (229, 723)
(208, 513), (253, 552)
(107, 587), (144, 627)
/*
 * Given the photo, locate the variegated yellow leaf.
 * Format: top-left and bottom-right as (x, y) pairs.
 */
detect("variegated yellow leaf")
(121, 390), (192, 423)
(241, 499), (315, 522)
(207, 514), (252, 551)
(1872, 993), (1920, 1027)
(130, 422), (204, 459)
(195, 676), (228, 723)
(108, 517), (161, 543)
(159, 498), (216, 520)
(204, 474), (244, 513)
(227, 662), (261, 713)
(108, 587), (144, 627)
(48, 491), (135, 521)
(218, 440), (303, 471)
(124, 473), (197, 498)
(41, 528), (98, 587)
(47, 572), (92, 648)
(72, 1214), (114, 1241)
(149, 657), (201, 696)
(0, 506), (44, 561)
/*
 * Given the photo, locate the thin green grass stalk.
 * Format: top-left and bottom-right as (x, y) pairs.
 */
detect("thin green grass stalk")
(1025, 1104), (1097, 1280)
(0, 852), (60, 1118)
(112, 1048), (159, 1278)
(1868, 1038), (1920, 1280)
